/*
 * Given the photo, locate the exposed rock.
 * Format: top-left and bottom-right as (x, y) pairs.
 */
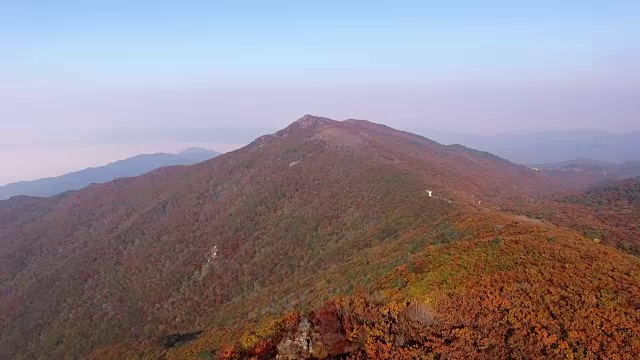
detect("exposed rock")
(293, 114), (332, 129)
(276, 317), (319, 359)
(276, 306), (356, 359)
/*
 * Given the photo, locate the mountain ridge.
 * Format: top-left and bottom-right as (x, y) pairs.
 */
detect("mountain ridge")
(525, 157), (640, 189)
(0, 147), (219, 200)
(414, 129), (640, 164)
(1, 116), (639, 359)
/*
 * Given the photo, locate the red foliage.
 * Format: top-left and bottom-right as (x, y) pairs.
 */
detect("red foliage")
(1, 116), (639, 360)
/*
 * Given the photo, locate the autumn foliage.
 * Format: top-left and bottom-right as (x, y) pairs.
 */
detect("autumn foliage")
(1, 116), (639, 360)
(195, 212), (640, 360)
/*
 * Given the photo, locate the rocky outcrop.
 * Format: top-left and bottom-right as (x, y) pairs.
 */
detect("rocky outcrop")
(275, 306), (356, 359)
(276, 317), (319, 359)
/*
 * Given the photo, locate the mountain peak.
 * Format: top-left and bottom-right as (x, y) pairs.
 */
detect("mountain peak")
(290, 114), (335, 128)
(252, 115), (338, 146)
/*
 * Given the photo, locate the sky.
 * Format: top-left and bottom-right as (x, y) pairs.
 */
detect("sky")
(1, 1), (640, 185)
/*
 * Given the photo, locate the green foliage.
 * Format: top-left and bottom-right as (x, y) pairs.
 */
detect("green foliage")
(345, 284), (355, 295)
(583, 228), (603, 240)
(618, 243), (640, 256)
(377, 222), (401, 240)
(490, 236), (502, 248)
(433, 221), (460, 245)
(408, 237), (429, 253)
(197, 350), (213, 359)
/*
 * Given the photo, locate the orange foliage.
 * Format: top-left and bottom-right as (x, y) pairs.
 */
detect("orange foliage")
(1, 116), (639, 360)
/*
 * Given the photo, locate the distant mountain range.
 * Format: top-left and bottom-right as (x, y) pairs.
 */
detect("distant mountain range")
(530, 158), (640, 174)
(0, 147), (219, 200)
(414, 129), (640, 164)
(523, 158), (640, 189)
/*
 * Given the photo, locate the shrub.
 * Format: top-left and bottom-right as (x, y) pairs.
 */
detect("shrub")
(404, 302), (436, 326)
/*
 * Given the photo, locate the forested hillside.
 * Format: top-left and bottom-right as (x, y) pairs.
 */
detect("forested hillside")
(528, 159), (640, 189)
(1, 116), (639, 360)
(507, 177), (640, 256)
(560, 177), (640, 254)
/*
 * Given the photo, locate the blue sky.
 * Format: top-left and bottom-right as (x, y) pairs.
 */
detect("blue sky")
(4, 1), (639, 85)
(1, 1), (639, 184)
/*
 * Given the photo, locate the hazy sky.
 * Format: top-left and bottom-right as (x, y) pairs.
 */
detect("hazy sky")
(1, 1), (639, 184)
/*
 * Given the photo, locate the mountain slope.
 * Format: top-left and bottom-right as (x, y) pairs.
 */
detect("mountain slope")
(154, 212), (639, 360)
(507, 174), (640, 256)
(0, 148), (219, 200)
(559, 177), (640, 254)
(1, 116), (639, 360)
